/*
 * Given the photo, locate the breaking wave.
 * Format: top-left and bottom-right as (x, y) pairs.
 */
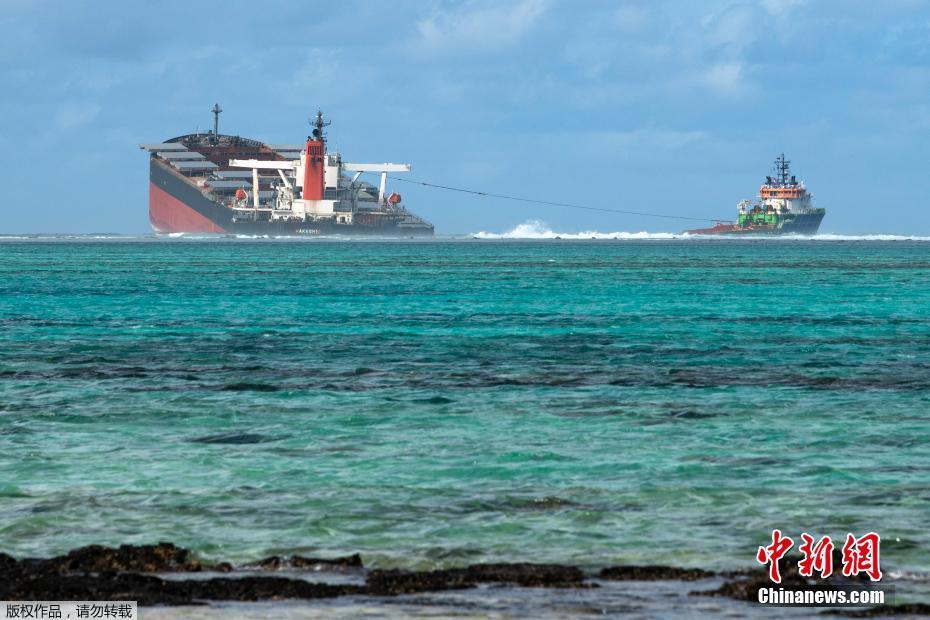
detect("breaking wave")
(2, 227), (929, 242)
(0, 234), (148, 240)
(472, 220), (685, 240)
(471, 220), (930, 241)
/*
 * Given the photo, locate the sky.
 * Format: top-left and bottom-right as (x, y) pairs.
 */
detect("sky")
(2, 0), (930, 235)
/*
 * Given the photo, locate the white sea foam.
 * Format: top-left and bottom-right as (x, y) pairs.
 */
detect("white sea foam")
(1, 226), (928, 242)
(787, 233), (930, 241)
(471, 220), (930, 241)
(472, 220), (686, 240)
(0, 234), (151, 241)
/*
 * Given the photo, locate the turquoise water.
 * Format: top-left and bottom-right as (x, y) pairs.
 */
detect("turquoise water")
(1, 239), (928, 583)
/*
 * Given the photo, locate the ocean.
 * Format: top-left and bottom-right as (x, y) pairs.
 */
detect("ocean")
(1, 236), (928, 616)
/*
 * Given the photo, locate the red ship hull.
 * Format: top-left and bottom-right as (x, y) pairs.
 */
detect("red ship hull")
(149, 182), (225, 234)
(687, 223), (745, 235)
(686, 222), (779, 235)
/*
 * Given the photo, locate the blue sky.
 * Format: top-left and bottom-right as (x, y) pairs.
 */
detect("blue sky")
(2, 0), (930, 234)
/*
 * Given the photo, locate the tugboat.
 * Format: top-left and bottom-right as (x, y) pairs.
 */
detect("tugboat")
(687, 154), (824, 235)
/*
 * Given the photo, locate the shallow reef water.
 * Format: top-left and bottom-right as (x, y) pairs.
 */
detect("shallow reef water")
(0, 238), (928, 613)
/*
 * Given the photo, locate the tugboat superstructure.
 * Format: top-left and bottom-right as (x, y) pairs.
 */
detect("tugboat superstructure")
(687, 155), (825, 235)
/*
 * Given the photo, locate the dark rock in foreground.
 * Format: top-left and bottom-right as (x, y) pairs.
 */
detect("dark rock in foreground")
(599, 565), (714, 581)
(691, 553), (870, 603)
(368, 562), (588, 594)
(42, 542), (229, 574)
(0, 543), (361, 605)
(3, 572), (364, 606)
(244, 553), (363, 570)
(0, 542), (917, 616)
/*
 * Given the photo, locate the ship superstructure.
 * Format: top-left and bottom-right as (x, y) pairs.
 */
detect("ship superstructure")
(140, 106), (433, 236)
(687, 155), (825, 235)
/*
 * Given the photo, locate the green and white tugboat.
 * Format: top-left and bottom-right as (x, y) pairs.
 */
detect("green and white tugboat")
(687, 154), (825, 235)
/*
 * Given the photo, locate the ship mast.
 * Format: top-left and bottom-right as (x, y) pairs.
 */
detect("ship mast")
(211, 103), (222, 145)
(310, 110), (331, 143)
(774, 153), (790, 185)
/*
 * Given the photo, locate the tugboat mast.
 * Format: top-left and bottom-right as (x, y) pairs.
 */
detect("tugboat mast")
(774, 153), (791, 185)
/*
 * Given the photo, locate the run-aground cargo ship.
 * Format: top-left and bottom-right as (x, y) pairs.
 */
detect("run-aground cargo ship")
(140, 106), (433, 236)
(687, 154), (825, 235)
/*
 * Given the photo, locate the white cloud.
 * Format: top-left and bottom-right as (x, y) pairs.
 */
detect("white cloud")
(281, 48), (357, 106)
(610, 5), (650, 33)
(701, 61), (749, 96)
(54, 101), (101, 129)
(415, 0), (548, 54)
(429, 77), (467, 103)
(290, 48), (340, 85)
(588, 128), (708, 150)
(700, 4), (757, 54)
(760, 0), (808, 16)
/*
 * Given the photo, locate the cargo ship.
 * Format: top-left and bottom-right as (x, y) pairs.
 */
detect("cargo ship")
(686, 155), (824, 235)
(140, 106), (433, 236)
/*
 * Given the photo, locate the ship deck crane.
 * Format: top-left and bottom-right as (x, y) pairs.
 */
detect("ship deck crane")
(228, 158), (411, 207)
(342, 163), (410, 204)
(227, 159), (297, 208)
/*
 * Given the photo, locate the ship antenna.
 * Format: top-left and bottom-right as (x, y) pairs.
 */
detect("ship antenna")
(211, 103), (222, 144)
(775, 153), (790, 185)
(309, 109), (331, 142)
